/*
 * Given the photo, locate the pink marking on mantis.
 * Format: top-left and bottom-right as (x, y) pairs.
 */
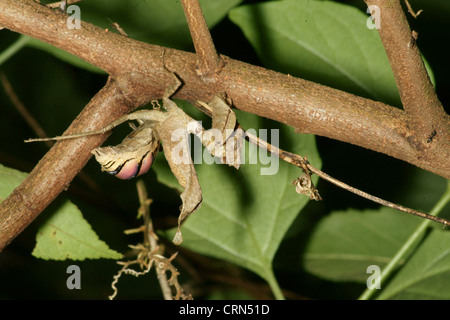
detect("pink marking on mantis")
(136, 151), (154, 177)
(114, 152), (155, 180)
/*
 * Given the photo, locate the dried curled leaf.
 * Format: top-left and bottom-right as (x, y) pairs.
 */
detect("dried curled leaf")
(292, 173), (322, 201)
(92, 122), (160, 180)
(157, 93), (243, 244)
(159, 112), (202, 245)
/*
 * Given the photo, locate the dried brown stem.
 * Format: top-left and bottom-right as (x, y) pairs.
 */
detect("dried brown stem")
(403, 0), (422, 18)
(180, 0), (222, 79)
(136, 181), (173, 300)
(365, 0), (449, 149)
(245, 132), (450, 228)
(195, 100), (450, 226)
(110, 182), (191, 300)
(0, 71), (99, 191)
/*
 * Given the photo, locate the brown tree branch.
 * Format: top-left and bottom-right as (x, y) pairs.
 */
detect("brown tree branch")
(0, 75), (154, 251)
(180, 0), (222, 79)
(2, 0), (446, 177)
(0, 0), (449, 250)
(365, 0), (449, 149)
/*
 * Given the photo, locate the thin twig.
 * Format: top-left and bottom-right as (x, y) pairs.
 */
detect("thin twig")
(109, 181), (192, 300)
(194, 100), (450, 227)
(180, 0), (222, 79)
(245, 131), (450, 227)
(0, 72), (50, 146)
(0, 71), (101, 193)
(136, 180), (173, 300)
(404, 0), (423, 18)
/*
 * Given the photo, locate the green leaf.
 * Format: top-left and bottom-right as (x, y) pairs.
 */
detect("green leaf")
(377, 229), (450, 299)
(153, 108), (321, 295)
(302, 208), (421, 282)
(0, 163), (121, 261)
(229, 0), (401, 106)
(32, 201), (123, 261)
(0, 164), (28, 202)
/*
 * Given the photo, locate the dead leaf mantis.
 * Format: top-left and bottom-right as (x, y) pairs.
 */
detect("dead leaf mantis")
(27, 73), (449, 244)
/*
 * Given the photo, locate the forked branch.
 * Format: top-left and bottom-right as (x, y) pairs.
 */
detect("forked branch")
(180, 0), (222, 79)
(364, 0), (449, 149)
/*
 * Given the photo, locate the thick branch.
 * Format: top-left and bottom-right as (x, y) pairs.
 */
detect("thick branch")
(0, 0), (448, 175)
(0, 1), (448, 175)
(365, 0), (449, 148)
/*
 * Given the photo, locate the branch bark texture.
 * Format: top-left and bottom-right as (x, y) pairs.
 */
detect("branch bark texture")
(365, 0), (450, 149)
(180, 0), (222, 79)
(0, 0), (449, 250)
